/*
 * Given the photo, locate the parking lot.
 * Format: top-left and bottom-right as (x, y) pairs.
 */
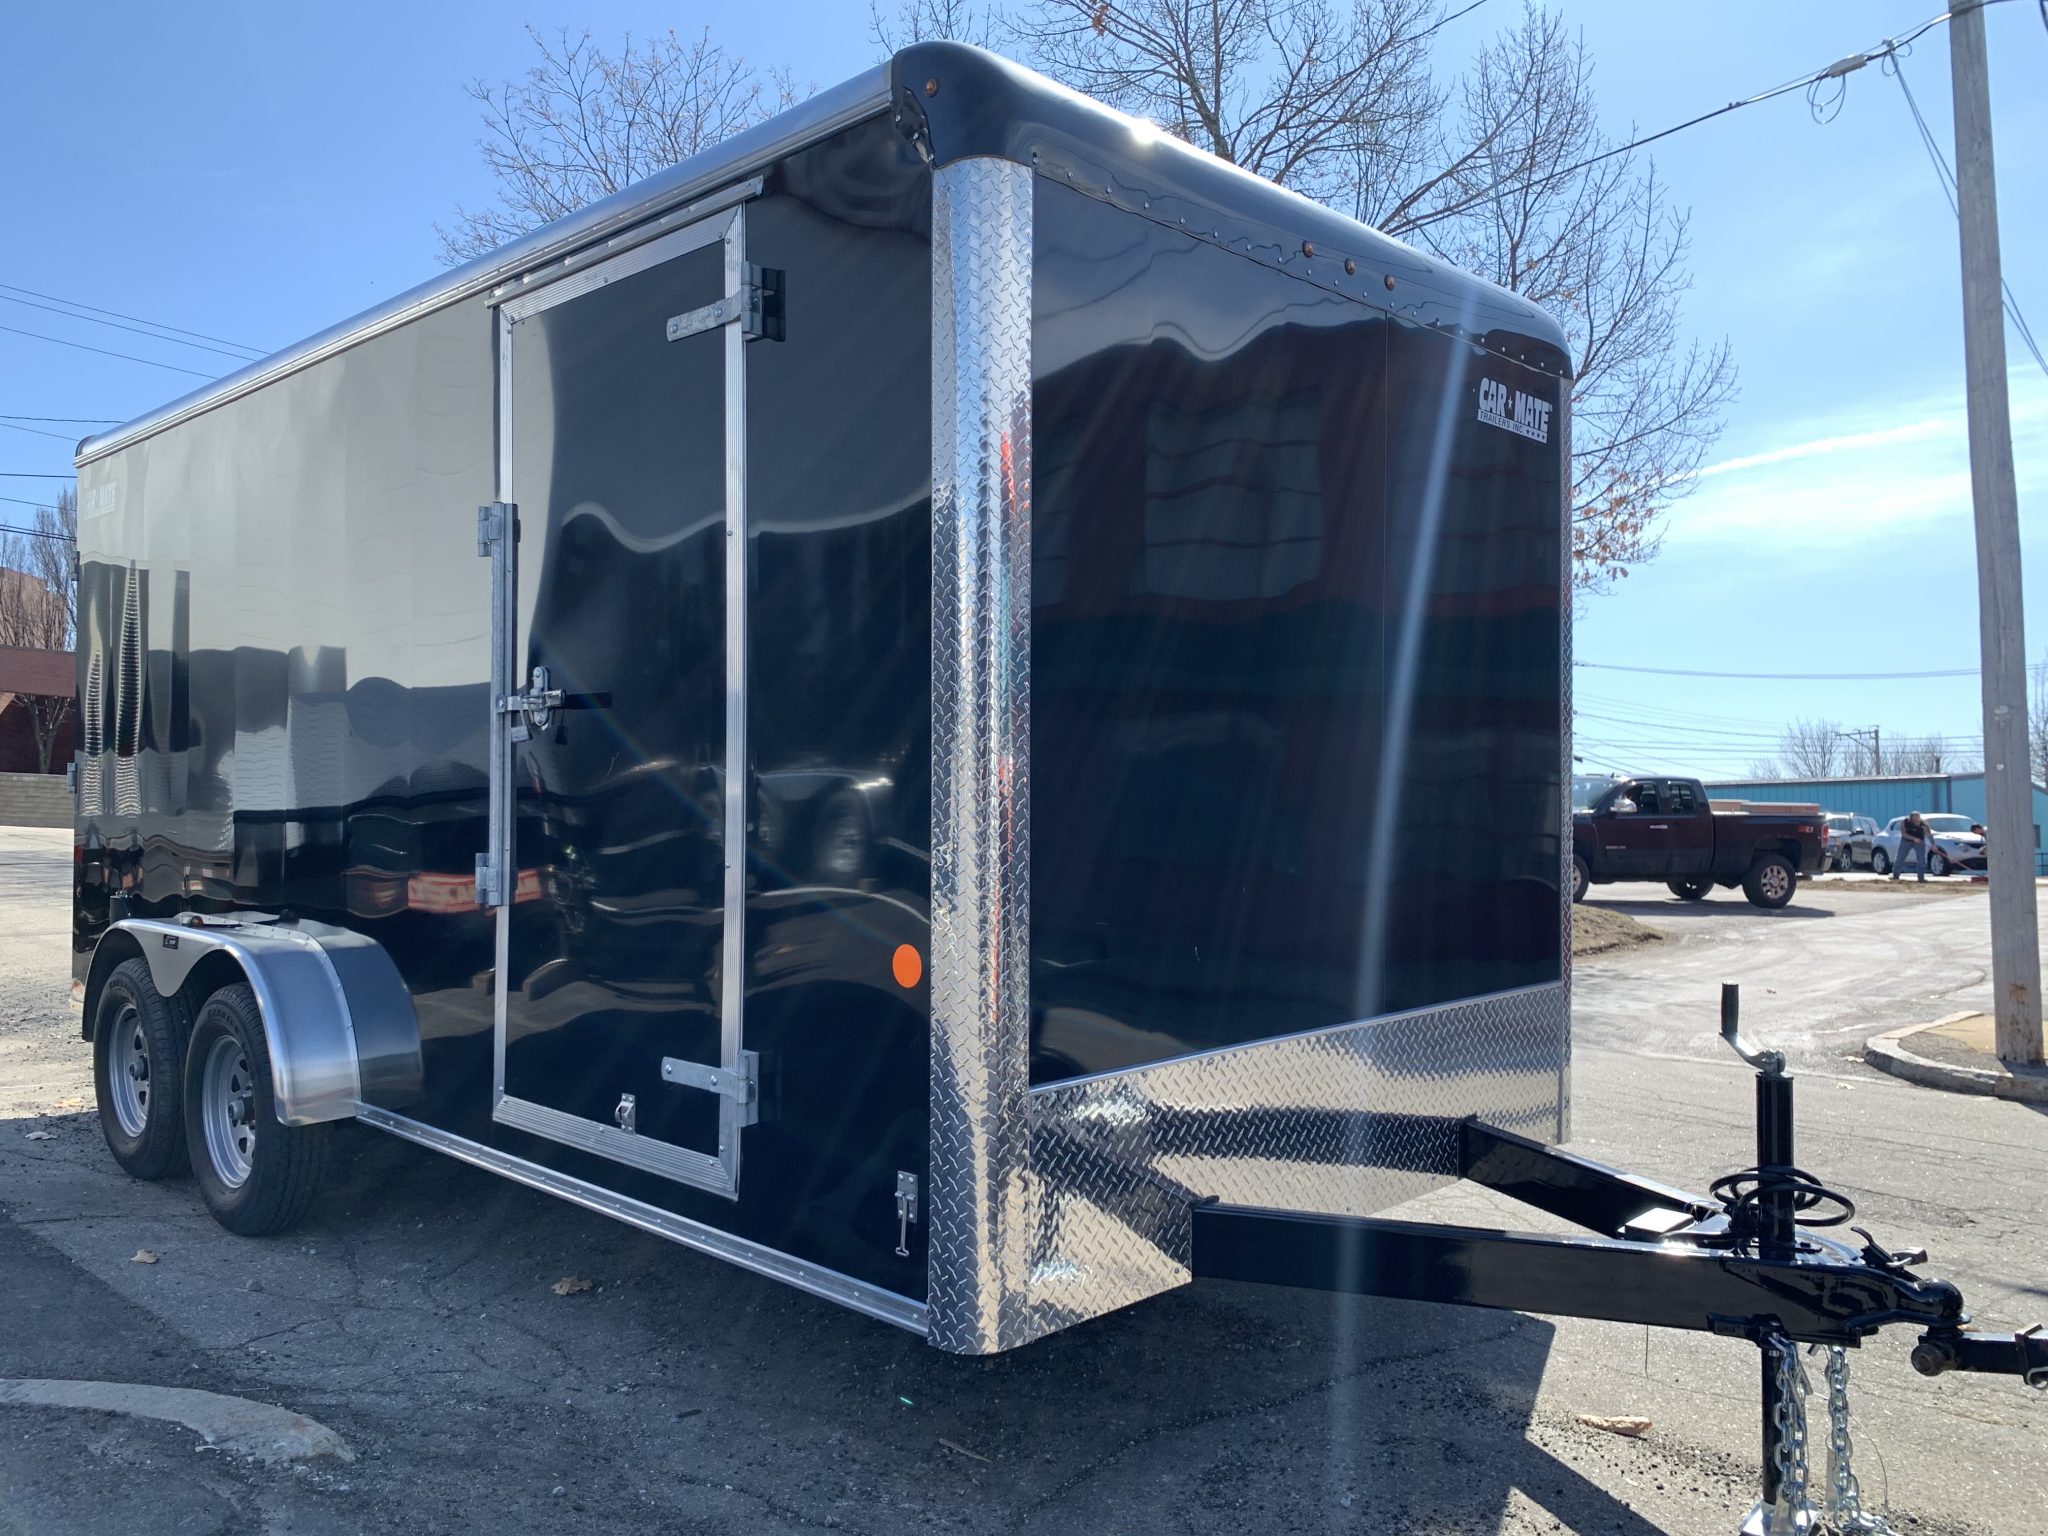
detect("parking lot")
(4, 826), (2045, 1535)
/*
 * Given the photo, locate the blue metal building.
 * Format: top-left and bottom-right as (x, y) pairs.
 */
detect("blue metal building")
(1703, 772), (2048, 872)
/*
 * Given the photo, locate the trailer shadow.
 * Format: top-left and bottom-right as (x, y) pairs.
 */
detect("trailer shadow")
(287, 1128), (1680, 1534)
(1585, 895), (1836, 922)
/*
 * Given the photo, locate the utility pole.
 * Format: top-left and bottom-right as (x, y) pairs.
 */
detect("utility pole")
(1838, 725), (1880, 776)
(1949, 0), (2043, 1064)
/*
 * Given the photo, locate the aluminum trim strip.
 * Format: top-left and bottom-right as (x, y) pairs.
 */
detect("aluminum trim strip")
(493, 1095), (735, 1197)
(925, 156), (1035, 1356)
(717, 202), (752, 1187)
(497, 205), (741, 322)
(354, 1106), (928, 1334)
(77, 71), (888, 465)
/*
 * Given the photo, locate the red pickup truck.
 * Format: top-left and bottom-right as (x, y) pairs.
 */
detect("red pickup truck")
(1571, 775), (1825, 909)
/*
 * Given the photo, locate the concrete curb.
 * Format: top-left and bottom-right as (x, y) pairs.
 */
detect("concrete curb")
(1863, 1013), (2048, 1105)
(0, 1378), (354, 1463)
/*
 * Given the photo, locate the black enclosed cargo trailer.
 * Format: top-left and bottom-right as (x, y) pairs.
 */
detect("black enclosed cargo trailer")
(73, 43), (1572, 1350)
(69, 43), (2044, 1529)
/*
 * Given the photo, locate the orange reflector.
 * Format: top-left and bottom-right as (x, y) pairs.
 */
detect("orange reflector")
(892, 944), (923, 989)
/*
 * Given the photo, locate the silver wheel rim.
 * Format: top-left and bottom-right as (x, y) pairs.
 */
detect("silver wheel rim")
(107, 1003), (150, 1138)
(200, 1033), (258, 1189)
(1761, 864), (1789, 901)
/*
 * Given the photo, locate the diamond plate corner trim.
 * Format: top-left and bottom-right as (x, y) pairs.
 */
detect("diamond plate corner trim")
(1006, 983), (1570, 1346)
(1558, 387), (1575, 1144)
(926, 156), (1035, 1357)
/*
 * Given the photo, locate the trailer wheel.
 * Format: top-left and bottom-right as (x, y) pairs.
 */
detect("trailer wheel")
(1666, 878), (1711, 902)
(1870, 847), (1891, 875)
(1743, 854), (1797, 910)
(182, 984), (331, 1237)
(1570, 855), (1589, 904)
(92, 958), (190, 1181)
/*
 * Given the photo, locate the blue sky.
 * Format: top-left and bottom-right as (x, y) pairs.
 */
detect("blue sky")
(2, 1), (2043, 780)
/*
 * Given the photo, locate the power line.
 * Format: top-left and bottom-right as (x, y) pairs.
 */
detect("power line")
(0, 495), (76, 514)
(0, 322), (215, 379)
(1576, 660), (1979, 680)
(0, 414), (121, 425)
(0, 420), (81, 442)
(1399, 0), (2018, 236)
(0, 471), (77, 479)
(0, 282), (266, 357)
(0, 293), (270, 364)
(0, 520), (76, 540)
(1883, 51), (2048, 378)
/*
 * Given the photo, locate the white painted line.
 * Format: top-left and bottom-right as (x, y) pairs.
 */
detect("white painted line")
(0, 1378), (354, 1463)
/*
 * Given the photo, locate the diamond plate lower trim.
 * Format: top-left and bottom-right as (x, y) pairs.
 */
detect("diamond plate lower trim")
(1004, 983), (1569, 1347)
(926, 156), (1035, 1357)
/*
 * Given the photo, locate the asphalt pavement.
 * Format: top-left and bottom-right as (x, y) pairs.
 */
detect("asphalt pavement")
(3, 832), (2043, 1535)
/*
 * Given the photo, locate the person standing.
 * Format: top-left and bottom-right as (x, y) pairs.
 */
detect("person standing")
(1894, 812), (1931, 882)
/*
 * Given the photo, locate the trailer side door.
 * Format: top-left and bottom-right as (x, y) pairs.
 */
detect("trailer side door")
(480, 199), (762, 1199)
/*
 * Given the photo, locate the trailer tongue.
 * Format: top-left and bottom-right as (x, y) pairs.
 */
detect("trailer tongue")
(1192, 984), (2047, 1533)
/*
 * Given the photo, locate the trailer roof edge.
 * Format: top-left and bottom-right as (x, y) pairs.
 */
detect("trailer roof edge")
(76, 63), (893, 467)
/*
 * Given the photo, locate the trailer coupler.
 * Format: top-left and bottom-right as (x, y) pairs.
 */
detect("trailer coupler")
(1190, 983), (2045, 1532)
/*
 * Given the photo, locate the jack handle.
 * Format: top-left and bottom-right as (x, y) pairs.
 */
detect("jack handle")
(1719, 983), (1786, 1078)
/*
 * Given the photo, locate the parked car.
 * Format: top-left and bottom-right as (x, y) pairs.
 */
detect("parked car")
(1571, 775), (1826, 908)
(1821, 812), (1880, 871)
(1869, 814), (1988, 876)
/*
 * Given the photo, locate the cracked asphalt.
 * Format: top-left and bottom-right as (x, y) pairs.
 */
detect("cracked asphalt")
(3, 826), (2044, 1534)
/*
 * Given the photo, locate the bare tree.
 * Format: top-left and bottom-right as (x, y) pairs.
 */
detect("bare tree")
(865, 0), (1734, 588)
(454, 8), (1730, 587)
(1744, 757), (1784, 782)
(2031, 657), (2048, 785)
(437, 27), (801, 264)
(1887, 734), (1977, 776)
(1425, 10), (1733, 587)
(1776, 718), (1844, 779)
(0, 489), (78, 774)
(871, 0), (1004, 49)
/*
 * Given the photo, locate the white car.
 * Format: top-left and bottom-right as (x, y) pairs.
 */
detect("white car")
(1869, 814), (1988, 877)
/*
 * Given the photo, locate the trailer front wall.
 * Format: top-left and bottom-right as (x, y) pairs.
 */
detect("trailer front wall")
(1029, 179), (1564, 1081)
(931, 171), (1569, 1350)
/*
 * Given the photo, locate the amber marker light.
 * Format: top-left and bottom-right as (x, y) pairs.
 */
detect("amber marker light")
(892, 944), (924, 989)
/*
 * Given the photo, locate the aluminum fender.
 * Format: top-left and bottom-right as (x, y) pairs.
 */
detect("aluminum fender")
(92, 918), (421, 1126)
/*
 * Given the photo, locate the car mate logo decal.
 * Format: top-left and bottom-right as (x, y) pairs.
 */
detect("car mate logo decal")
(1476, 377), (1553, 444)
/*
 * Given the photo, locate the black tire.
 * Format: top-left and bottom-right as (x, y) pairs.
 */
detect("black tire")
(1666, 878), (1711, 902)
(1871, 847), (1891, 876)
(1743, 853), (1797, 910)
(1929, 850), (1950, 877)
(91, 958), (190, 1181)
(1570, 855), (1590, 904)
(182, 984), (331, 1237)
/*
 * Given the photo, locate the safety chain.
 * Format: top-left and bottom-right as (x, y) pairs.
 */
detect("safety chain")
(1814, 1344), (1897, 1535)
(1769, 1333), (1814, 1532)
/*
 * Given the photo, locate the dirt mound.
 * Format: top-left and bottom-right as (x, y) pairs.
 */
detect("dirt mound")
(1572, 906), (1663, 958)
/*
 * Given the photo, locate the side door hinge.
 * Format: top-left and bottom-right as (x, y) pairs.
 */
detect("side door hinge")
(476, 500), (515, 555)
(660, 1050), (761, 1128)
(664, 265), (785, 345)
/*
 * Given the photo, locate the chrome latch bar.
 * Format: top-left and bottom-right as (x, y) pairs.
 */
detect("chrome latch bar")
(894, 1171), (920, 1258)
(660, 1050), (760, 1127)
(498, 664), (564, 737)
